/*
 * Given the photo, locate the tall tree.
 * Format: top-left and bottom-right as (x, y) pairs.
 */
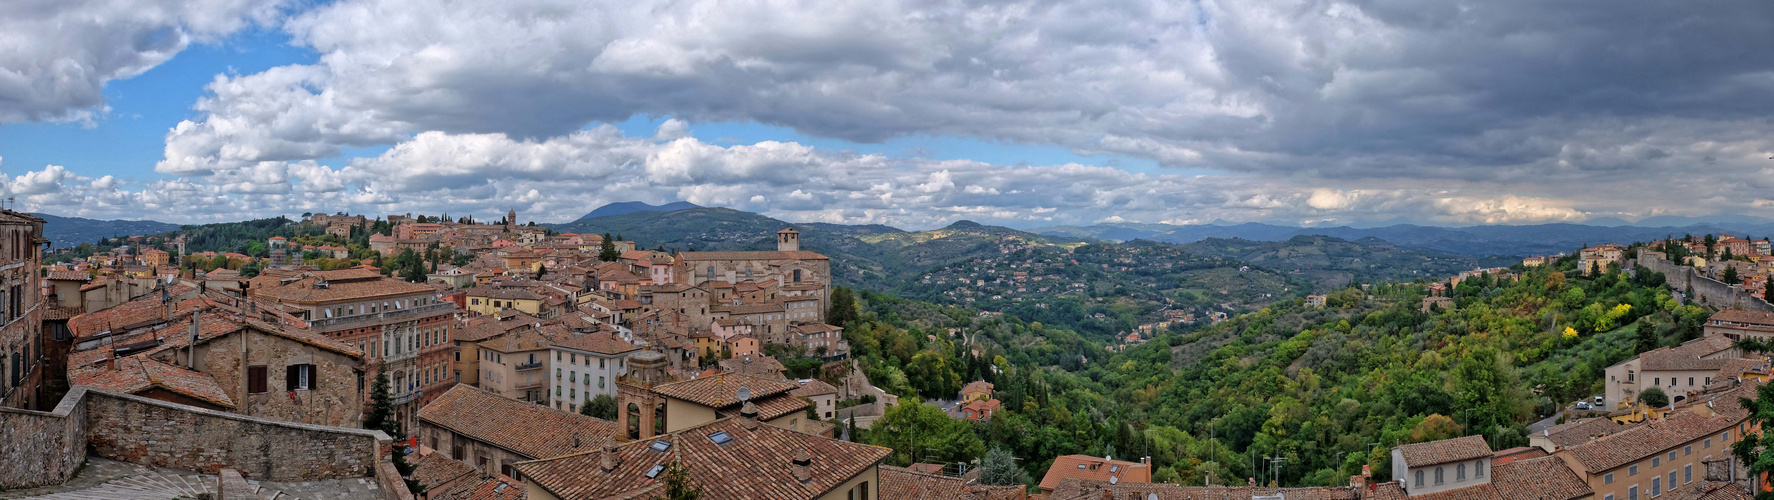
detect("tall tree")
(1733, 337), (1774, 500)
(599, 233), (620, 262)
(580, 394), (618, 420)
(979, 446), (1032, 487)
(1723, 265), (1741, 285)
(535, 263), (548, 280)
(828, 287), (858, 327)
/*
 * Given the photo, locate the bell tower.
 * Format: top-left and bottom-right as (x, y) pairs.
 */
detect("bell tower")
(777, 227), (800, 252)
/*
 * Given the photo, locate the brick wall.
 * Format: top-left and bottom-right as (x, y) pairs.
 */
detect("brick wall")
(0, 386), (87, 488)
(84, 388), (386, 481)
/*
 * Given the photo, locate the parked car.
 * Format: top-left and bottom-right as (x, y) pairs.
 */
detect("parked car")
(1575, 401), (1591, 410)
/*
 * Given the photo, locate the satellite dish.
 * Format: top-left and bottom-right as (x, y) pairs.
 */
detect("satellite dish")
(737, 386), (752, 402)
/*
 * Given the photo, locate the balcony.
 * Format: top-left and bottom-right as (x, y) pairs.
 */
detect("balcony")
(310, 302), (457, 333)
(389, 389), (423, 406)
(515, 361), (543, 371)
(516, 380), (545, 390)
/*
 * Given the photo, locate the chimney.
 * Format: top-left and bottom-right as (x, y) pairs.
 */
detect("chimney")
(188, 310), (200, 369)
(791, 448), (813, 483)
(599, 437), (620, 472)
(739, 401), (760, 430)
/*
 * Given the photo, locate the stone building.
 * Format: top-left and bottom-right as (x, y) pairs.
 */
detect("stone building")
(416, 384), (620, 480)
(67, 291), (366, 427)
(672, 227), (832, 320)
(248, 268), (458, 434)
(0, 210), (45, 409)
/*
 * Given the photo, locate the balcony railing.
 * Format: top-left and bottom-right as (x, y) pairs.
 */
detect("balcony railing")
(310, 302), (457, 333)
(516, 380), (545, 390)
(389, 389), (423, 406)
(515, 361), (543, 371)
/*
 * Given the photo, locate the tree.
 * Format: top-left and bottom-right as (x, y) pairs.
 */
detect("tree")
(535, 263), (548, 280)
(979, 446), (1031, 487)
(1732, 337), (1774, 500)
(828, 287), (859, 327)
(658, 458), (702, 500)
(1765, 278), (1772, 302)
(1723, 265), (1740, 285)
(365, 366), (421, 493)
(599, 233), (620, 261)
(847, 416), (859, 442)
(1639, 387), (1669, 408)
(1409, 414), (1463, 443)
(580, 394), (618, 420)
(867, 399), (985, 466)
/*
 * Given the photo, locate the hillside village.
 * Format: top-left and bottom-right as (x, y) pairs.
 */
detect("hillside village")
(3, 210), (1774, 499)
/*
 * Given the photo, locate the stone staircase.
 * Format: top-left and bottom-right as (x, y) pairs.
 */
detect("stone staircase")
(13, 469), (215, 500)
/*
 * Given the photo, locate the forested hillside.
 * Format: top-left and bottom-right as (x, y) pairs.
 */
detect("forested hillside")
(839, 255), (1707, 488)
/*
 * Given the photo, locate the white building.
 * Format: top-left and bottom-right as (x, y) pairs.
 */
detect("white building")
(1391, 435), (1493, 497)
(547, 331), (638, 413)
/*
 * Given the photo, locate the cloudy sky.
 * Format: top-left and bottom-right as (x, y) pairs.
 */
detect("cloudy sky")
(0, 0), (1770, 229)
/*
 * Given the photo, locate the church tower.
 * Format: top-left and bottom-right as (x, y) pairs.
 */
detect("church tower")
(506, 208), (517, 230)
(777, 227), (800, 252)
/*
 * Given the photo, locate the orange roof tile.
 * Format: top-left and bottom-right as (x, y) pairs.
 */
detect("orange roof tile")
(417, 385), (622, 460)
(1039, 455), (1152, 492)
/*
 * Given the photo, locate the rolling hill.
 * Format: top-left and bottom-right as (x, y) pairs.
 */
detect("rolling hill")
(1034, 220), (1774, 256)
(33, 213), (181, 248)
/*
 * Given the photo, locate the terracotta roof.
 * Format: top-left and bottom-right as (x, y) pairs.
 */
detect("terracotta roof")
(47, 271), (91, 281)
(248, 272), (437, 304)
(479, 329), (554, 354)
(1708, 309), (1774, 326)
(1489, 446), (1548, 466)
(961, 380), (995, 396)
(1039, 455), (1152, 492)
(1539, 417), (1627, 448)
(789, 379), (838, 398)
(429, 473), (524, 500)
(1639, 336), (1738, 371)
(1666, 482), (1756, 500)
(69, 283), (199, 339)
(1560, 411), (1744, 473)
(411, 452), (477, 492)
(717, 391), (810, 421)
(1047, 479), (1365, 500)
(417, 385), (622, 460)
(654, 373), (799, 409)
(1407, 484), (1502, 500)
(513, 417), (891, 500)
(677, 250), (829, 261)
(465, 286), (544, 301)
(1395, 436), (1492, 468)
(1488, 455), (1592, 500)
(879, 465), (1027, 500)
(72, 356), (237, 409)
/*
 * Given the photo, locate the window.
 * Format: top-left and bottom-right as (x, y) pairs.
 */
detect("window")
(1706, 438), (1712, 448)
(1654, 377), (1660, 386)
(1651, 477), (1661, 496)
(860, 481), (869, 500)
(1668, 451), (1676, 462)
(1434, 467), (1444, 484)
(1629, 485), (1639, 500)
(1668, 471), (1676, 490)
(1652, 457), (1660, 467)
(1457, 464), (1466, 481)
(600, 358), (606, 369)
(1605, 495), (1614, 500)
(1725, 431), (1732, 442)
(248, 366), (268, 393)
(1630, 465), (1638, 476)
(1475, 460), (1485, 478)
(286, 364), (315, 391)
(1685, 445), (1692, 455)
(599, 376), (606, 388)
(1684, 464), (1692, 484)
(1688, 377), (1694, 386)
(1415, 471), (1424, 488)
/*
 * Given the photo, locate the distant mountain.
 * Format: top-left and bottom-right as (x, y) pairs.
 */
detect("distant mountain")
(33, 213), (180, 248)
(579, 201), (701, 220)
(1034, 221), (1774, 257)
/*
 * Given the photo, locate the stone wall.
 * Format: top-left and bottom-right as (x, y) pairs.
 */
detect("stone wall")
(1639, 256), (1774, 312)
(0, 386), (87, 488)
(84, 388), (387, 481)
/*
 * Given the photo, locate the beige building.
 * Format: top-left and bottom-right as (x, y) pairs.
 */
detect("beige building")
(477, 328), (553, 403)
(1703, 309), (1774, 341)
(1391, 435), (1495, 496)
(1553, 391), (1751, 500)
(416, 385), (621, 480)
(1602, 336), (1747, 411)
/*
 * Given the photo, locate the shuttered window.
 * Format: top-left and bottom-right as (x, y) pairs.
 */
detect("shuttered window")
(248, 366), (268, 393)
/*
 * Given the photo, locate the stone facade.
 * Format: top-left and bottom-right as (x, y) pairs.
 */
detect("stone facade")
(1640, 255), (1774, 312)
(180, 325), (366, 427)
(0, 386), (87, 488)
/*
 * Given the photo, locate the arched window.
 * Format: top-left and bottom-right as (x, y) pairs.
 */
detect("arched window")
(627, 403), (641, 439)
(1435, 467), (1444, 484)
(1415, 470), (1423, 488)
(654, 403), (666, 435)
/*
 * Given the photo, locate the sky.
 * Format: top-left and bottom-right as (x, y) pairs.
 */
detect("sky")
(0, 0), (1772, 229)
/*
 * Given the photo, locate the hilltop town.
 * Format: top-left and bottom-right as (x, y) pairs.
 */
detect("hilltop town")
(2, 210), (1772, 499)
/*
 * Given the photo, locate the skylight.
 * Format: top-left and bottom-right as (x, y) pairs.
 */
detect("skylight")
(649, 440), (672, 452)
(709, 431), (733, 445)
(646, 465), (666, 479)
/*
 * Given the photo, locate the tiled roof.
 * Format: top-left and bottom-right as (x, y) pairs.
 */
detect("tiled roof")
(429, 473), (525, 500)
(417, 385), (622, 460)
(47, 271), (91, 281)
(465, 286), (544, 301)
(72, 356), (237, 409)
(549, 331), (637, 355)
(711, 303), (786, 315)
(1395, 436), (1492, 468)
(1047, 479), (1364, 500)
(789, 379), (838, 397)
(653, 373), (798, 408)
(1488, 455), (1592, 500)
(248, 272), (437, 304)
(1489, 446), (1548, 465)
(879, 465), (1027, 500)
(513, 417), (890, 500)
(478, 329), (554, 354)
(677, 250), (829, 261)
(69, 283), (199, 339)
(1539, 417), (1627, 448)
(1560, 411), (1743, 473)
(717, 391), (810, 421)
(1407, 484), (1502, 500)
(1038, 455), (1152, 492)
(411, 452), (477, 492)
(1639, 336), (1737, 371)
(1708, 309), (1774, 327)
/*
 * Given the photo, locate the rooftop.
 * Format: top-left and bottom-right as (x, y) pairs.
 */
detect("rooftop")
(653, 372), (799, 409)
(1394, 435), (1492, 468)
(1038, 455), (1152, 492)
(417, 385), (623, 460)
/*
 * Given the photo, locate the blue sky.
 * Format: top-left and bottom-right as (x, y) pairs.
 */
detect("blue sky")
(1, 0), (1770, 228)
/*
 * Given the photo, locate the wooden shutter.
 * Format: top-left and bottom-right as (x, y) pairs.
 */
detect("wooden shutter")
(286, 365), (299, 391)
(248, 366), (267, 393)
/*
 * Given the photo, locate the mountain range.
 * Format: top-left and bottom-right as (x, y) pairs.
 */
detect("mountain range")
(33, 213), (181, 249)
(1033, 220), (1774, 256)
(579, 201), (701, 220)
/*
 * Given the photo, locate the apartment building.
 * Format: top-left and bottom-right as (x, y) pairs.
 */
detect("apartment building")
(545, 330), (637, 412)
(0, 210), (45, 409)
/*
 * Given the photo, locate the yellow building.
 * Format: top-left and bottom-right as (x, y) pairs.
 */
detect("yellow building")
(464, 286), (546, 316)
